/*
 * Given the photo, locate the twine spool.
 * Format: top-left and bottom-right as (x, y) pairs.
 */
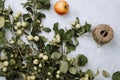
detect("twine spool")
(92, 24), (114, 47)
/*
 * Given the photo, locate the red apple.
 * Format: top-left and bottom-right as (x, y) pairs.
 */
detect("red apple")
(54, 0), (69, 15)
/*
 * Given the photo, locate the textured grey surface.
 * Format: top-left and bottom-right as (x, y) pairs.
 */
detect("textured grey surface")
(1, 0), (120, 80)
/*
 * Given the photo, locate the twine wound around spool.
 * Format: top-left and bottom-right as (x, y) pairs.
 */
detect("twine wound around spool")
(92, 24), (114, 47)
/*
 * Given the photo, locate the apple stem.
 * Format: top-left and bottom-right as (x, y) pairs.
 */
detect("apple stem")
(64, 6), (68, 9)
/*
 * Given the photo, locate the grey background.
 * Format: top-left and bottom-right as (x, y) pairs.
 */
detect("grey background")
(0, 0), (120, 80)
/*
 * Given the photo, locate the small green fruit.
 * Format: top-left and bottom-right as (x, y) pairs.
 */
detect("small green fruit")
(3, 61), (9, 67)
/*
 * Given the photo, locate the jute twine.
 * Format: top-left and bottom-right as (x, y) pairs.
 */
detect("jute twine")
(92, 24), (114, 47)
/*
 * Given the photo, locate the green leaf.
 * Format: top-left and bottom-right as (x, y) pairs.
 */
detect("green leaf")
(17, 39), (25, 45)
(53, 23), (58, 30)
(69, 67), (77, 75)
(23, 13), (29, 20)
(23, 13), (33, 23)
(0, 1), (4, 8)
(94, 68), (100, 77)
(112, 71), (120, 80)
(0, 71), (4, 76)
(35, 3), (43, 9)
(23, 0), (50, 10)
(102, 70), (110, 78)
(39, 13), (46, 18)
(8, 6), (13, 15)
(66, 43), (76, 53)
(77, 27), (85, 36)
(34, 12), (46, 20)
(22, 2), (31, 8)
(83, 22), (91, 32)
(6, 71), (20, 80)
(63, 29), (74, 42)
(0, 16), (5, 28)
(76, 54), (88, 66)
(76, 17), (80, 24)
(35, 37), (45, 50)
(43, 27), (51, 33)
(60, 61), (68, 73)
(86, 69), (94, 80)
(51, 52), (62, 59)
(24, 23), (31, 31)
(0, 31), (4, 44)
(59, 29), (65, 38)
(31, 21), (40, 36)
(36, 0), (50, 9)
(45, 44), (52, 54)
(18, 73), (26, 80)
(40, 36), (48, 42)
(62, 55), (67, 61)
(4, 22), (11, 28)
(74, 37), (79, 46)
(26, 7), (33, 14)
(53, 23), (59, 34)
(67, 39), (73, 44)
